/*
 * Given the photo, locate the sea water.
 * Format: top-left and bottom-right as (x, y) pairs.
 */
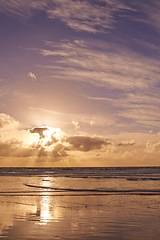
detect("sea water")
(0, 167), (160, 240)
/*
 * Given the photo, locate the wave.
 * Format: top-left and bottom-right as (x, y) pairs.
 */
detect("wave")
(0, 167), (160, 179)
(23, 183), (160, 194)
(24, 183), (109, 192)
(0, 182), (159, 196)
(1, 192), (160, 196)
(127, 178), (160, 181)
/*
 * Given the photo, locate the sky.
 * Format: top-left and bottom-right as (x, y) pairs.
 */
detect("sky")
(0, 0), (160, 167)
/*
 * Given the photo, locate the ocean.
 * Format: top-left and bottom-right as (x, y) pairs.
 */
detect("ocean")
(0, 167), (160, 239)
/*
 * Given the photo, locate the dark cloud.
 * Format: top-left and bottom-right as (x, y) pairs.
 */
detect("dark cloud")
(0, 142), (13, 156)
(30, 127), (48, 139)
(52, 143), (68, 158)
(0, 140), (34, 157)
(44, 136), (58, 146)
(36, 146), (47, 158)
(30, 126), (59, 147)
(64, 135), (109, 152)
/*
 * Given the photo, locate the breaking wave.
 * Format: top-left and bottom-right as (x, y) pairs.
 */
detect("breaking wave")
(21, 183), (160, 195)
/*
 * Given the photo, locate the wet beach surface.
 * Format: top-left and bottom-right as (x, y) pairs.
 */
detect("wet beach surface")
(0, 168), (160, 240)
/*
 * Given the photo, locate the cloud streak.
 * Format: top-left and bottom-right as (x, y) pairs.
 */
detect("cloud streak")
(39, 40), (160, 90)
(1, 0), (160, 34)
(0, 0), (133, 32)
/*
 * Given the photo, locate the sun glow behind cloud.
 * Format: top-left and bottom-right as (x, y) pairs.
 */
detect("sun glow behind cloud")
(30, 126), (65, 149)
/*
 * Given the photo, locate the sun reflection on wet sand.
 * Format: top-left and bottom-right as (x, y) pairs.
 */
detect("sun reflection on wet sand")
(39, 195), (52, 224)
(38, 177), (60, 224)
(39, 177), (52, 225)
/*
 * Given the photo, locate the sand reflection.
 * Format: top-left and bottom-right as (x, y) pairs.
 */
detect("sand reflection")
(39, 177), (52, 224)
(39, 177), (60, 224)
(39, 195), (52, 224)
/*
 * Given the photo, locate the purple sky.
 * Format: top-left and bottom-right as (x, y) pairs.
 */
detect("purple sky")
(0, 0), (160, 166)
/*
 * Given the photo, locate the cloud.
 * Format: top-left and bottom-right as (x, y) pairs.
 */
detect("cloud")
(46, 0), (130, 33)
(1, 113), (160, 166)
(44, 136), (58, 146)
(0, 140), (17, 157)
(0, 0), (133, 32)
(116, 95), (160, 129)
(0, 139), (34, 158)
(89, 92), (160, 132)
(0, 132), (50, 159)
(0, 113), (113, 159)
(30, 125), (112, 154)
(145, 141), (160, 153)
(1, 0), (160, 34)
(30, 127), (49, 139)
(36, 146), (47, 158)
(72, 120), (80, 130)
(39, 40), (160, 90)
(0, 113), (19, 129)
(0, 0), (34, 17)
(7, 35), (159, 136)
(136, 0), (160, 33)
(64, 135), (110, 152)
(51, 143), (68, 158)
(118, 139), (135, 146)
(28, 72), (36, 81)
(30, 126), (63, 145)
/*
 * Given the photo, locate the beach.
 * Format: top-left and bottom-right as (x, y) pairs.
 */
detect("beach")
(0, 167), (160, 240)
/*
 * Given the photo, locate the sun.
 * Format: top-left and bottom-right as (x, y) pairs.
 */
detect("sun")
(43, 127), (56, 142)
(30, 126), (64, 147)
